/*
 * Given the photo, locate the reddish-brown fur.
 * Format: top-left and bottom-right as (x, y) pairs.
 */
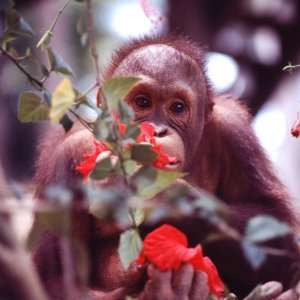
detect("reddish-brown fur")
(33, 36), (300, 299)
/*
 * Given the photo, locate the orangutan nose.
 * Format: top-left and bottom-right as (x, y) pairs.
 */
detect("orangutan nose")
(154, 126), (168, 138)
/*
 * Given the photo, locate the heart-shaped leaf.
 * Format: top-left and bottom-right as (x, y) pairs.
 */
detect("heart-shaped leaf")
(18, 91), (49, 122)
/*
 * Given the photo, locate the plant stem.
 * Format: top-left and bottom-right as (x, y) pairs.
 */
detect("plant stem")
(69, 108), (95, 134)
(75, 81), (98, 103)
(86, 0), (101, 87)
(48, 0), (72, 34)
(0, 46), (44, 90)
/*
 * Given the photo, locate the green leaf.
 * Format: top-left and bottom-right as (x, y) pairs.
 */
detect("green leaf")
(42, 90), (52, 105)
(131, 143), (157, 164)
(50, 78), (75, 123)
(0, 31), (18, 46)
(36, 30), (53, 49)
(96, 118), (110, 140)
(123, 159), (139, 176)
(6, 9), (34, 36)
(118, 229), (143, 270)
(245, 215), (291, 243)
(124, 124), (141, 140)
(193, 190), (227, 214)
(47, 47), (74, 76)
(91, 156), (113, 180)
(241, 241), (266, 270)
(18, 91), (49, 122)
(118, 100), (134, 122)
(88, 188), (125, 220)
(134, 167), (184, 200)
(102, 77), (140, 111)
(131, 207), (145, 227)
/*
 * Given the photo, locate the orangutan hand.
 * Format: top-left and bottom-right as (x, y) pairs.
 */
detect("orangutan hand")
(138, 264), (210, 300)
(244, 281), (298, 300)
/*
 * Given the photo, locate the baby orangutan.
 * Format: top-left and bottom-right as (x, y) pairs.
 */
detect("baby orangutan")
(34, 36), (300, 300)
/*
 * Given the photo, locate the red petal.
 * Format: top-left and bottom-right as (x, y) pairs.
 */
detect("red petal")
(137, 122), (155, 143)
(291, 117), (300, 138)
(202, 257), (224, 296)
(141, 225), (202, 270)
(136, 224), (225, 296)
(75, 139), (108, 179)
(152, 144), (177, 169)
(118, 122), (127, 135)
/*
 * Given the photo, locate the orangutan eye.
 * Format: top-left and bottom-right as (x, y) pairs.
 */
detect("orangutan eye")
(134, 95), (152, 110)
(169, 100), (186, 114)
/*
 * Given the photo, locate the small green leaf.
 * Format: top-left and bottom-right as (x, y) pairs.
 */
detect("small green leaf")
(118, 229), (143, 270)
(134, 167), (184, 200)
(6, 9), (34, 36)
(241, 241), (266, 270)
(47, 47), (73, 76)
(102, 77), (140, 111)
(88, 188), (125, 220)
(42, 90), (52, 105)
(18, 91), (49, 122)
(50, 78), (75, 123)
(131, 143), (157, 164)
(131, 207), (145, 227)
(118, 100), (134, 122)
(245, 215), (291, 243)
(123, 159), (139, 176)
(0, 31), (18, 46)
(96, 119), (110, 140)
(91, 156), (113, 180)
(36, 30), (53, 49)
(124, 124), (141, 140)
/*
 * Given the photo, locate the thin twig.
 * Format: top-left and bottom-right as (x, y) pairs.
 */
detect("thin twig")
(0, 47), (44, 90)
(69, 109), (95, 134)
(75, 81), (98, 103)
(86, 0), (101, 86)
(48, 0), (72, 34)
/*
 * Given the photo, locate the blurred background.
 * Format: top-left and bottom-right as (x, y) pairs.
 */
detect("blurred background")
(1, 0), (300, 220)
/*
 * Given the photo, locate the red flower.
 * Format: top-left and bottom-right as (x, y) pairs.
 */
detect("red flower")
(136, 224), (224, 297)
(137, 122), (156, 144)
(75, 122), (178, 179)
(112, 113), (127, 136)
(291, 115), (300, 138)
(137, 123), (177, 169)
(75, 140), (109, 179)
(118, 122), (127, 135)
